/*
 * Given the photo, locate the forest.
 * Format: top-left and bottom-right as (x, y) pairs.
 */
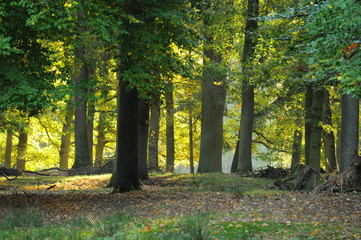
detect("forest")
(0, 0), (360, 239)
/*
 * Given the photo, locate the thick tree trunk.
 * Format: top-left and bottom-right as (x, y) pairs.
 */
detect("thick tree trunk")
(95, 111), (107, 164)
(148, 96), (160, 171)
(339, 94), (359, 172)
(72, 45), (92, 169)
(304, 85), (313, 166)
(291, 129), (302, 167)
(138, 98), (150, 180)
(189, 111), (194, 174)
(109, 81), (140, 192)
(16, 130), (28, 170)
(234, 0), (259, 173)
(5, 129), (13, 168)
(322, 90), (337, 173)
(165, 87), (175, 172)
(59, 104), (73, 170)
(308, 87), (325, 184)
(197, 40), (226, 173)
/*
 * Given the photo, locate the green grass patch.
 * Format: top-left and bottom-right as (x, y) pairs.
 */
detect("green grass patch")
(1, 210), (359, 240)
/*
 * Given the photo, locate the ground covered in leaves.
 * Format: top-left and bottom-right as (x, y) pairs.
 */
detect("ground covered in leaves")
(0, 173), (360, 239)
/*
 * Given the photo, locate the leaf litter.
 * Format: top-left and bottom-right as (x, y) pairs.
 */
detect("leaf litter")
(0, 173), (360, 238)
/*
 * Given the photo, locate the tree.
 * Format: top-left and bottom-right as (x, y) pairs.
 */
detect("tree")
(234, 0), (259, 173)
(59, 102), (73, 170)
(339, 95), (359, 172)
(165, 85), (176, 172)
(148, 96), (161, 171)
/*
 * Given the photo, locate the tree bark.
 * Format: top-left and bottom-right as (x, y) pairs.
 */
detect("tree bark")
(189, 111), (194, 174)
(304, 85), (313, 166)
(165, 86), (175, 172)
(308, 87), (325, 184)
(95, 111), (107, 164)
(59, 103), (73, 170)
(339, 94), (359, 172)
(148, 96), (160, 171)
(322, 89), (337, 173)
(5, 129), (13, 168)
(16, 129), (28, 170)
(291, 129), (302, 167)
(234, 0), (259, 173)
(72, 45), (92, 169)
(138, 98), (150, 180)
(197, 37), (226, 173)
(109, 80), (140, 192)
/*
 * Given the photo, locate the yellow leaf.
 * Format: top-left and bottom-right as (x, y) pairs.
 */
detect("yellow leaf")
(311, 230), (319, 236)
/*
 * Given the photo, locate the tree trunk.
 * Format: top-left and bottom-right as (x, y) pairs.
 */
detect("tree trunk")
(148, 96), (160, 171)
(86, 65), (96, 163)
(308, 87), (325, 184)
(87, 98), (95, 163)
(189, 111), (194, 174)
(72, 44), (92, 169)
(165, 86), (175, 172)
(138, 98), (150, 180)
(59, 104), (73, 170)
(322, 90), (337, 173)
(230, 139), (239, 173)
(304, 85), (313, 166)
(16, 130), (28, 170)
(5, 129), (13, 168)
(95, 111), (107, 164)
(339, 94), (359, 172)
(109, 80), (140, 192)
(197, 40), (226, 173)
(291, 129), (302, 167)
(234, 0), (259, 173)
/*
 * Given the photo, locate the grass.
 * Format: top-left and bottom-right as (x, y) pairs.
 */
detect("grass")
(0, 173), (360, 239)
(1, 209), (359, 239)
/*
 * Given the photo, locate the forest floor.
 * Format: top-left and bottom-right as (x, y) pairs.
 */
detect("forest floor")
(0, 172), (360, 239)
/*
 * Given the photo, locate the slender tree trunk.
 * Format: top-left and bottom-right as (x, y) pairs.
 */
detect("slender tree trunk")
(234, 0), (259, 173)
(322, 90), (337, 173)
(59, 104), (73, 170)
(109, 80), (140, 192)
(304, 85), (313, 166)
(95, 111), (107, 164)
(138, 98), (150, 180)
(148, 96), (160, 171)
(291, 129), (302, 167)
(5, 129), (13, 168)
(230, 139), (239, 173)
(165, 86), (175, 172)
(87, 100), (95, 163)
(16, 129), (28, 170)
(339, 94), (359, 172)
(189, 111), (194, 174)
(308, 87), (325, 184)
